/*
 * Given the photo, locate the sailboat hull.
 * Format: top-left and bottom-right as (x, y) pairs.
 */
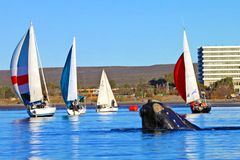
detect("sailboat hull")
(191, 104), (211, 113)
(67, 107), (86, 116)
(96, 106), (118, 113)
(27, 105), (56, 117)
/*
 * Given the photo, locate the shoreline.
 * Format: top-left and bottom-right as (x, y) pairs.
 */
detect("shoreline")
(1, 100), (240, 110)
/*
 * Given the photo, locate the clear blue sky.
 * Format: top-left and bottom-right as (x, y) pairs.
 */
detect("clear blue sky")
(1, 0), (240, 70)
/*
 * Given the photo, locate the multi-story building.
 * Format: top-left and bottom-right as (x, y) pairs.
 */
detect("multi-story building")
(198, 46), (240, 92)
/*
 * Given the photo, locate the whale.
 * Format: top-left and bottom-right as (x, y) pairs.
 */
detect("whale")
(140, 100), (201, 131)
(111, 101), (240, 133)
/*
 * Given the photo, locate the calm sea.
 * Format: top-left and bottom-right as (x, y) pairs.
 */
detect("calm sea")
(1, 105), (240, 160)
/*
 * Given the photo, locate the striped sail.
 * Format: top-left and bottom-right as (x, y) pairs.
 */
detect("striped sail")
(10, 33), (26, 103)
(174, 30), (200, 104)
(60, 37), (78, 107)
(97, 70), (117, 107)
(10, 24), (43, 105)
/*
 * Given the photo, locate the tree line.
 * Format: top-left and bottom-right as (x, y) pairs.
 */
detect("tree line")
(114, 73), (236, 99)
(0, 75), (236, 100)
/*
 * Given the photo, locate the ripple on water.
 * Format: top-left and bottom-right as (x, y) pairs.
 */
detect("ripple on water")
(0, 107), (240, 159)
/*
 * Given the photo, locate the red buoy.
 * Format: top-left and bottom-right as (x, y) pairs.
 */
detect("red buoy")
(128, 105), (139, 112)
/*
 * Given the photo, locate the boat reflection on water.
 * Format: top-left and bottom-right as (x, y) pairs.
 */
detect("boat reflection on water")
(13, 117), (54, 159)
(98, 112), (116, 115)
(68, 116), (80, 131)
(68, 116), (80, 159)
(29, 117), (53, 160)
(97, 112), (116, 124)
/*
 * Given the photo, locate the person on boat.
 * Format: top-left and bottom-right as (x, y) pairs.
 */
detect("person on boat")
(201, 102), (207, 107)
(43, 95), (47, 101)
(190, 101), (200, 110)
(111, 99), (115, 107)
(190, 100), (208, 112)
(72, 99), (79, 111)
(69, 101), (74, 110)
(42, 103), (47, 108)
(39, 94), (48, 108)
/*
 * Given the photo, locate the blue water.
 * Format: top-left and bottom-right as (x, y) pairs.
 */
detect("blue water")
(1, 106), (240, 159)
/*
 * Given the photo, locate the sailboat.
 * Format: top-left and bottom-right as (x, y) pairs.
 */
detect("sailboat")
(60, 37), (86, 116)
(96, 70), (118, 112)
(174, 30), (211, 113)
(10, 23), (56, 117)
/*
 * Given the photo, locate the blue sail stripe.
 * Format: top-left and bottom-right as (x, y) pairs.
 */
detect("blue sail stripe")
(17, 29), (31, 105)
(60, 46), (72, 107)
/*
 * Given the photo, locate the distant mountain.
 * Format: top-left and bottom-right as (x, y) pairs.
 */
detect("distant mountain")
(2, 64), (197, 88)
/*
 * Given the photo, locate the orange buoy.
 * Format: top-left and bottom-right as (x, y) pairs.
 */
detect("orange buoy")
(128, 105), (139, 111)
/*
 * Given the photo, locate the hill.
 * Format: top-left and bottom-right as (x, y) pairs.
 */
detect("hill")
(1, 64), (197, 88)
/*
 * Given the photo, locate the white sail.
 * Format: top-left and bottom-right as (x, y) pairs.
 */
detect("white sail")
(35, 34), (50, 102)
(28, 25), (43, 102)
(97, 70), (117, 107)
(183, 30), (200, 103)
(67, 37), (78, 101)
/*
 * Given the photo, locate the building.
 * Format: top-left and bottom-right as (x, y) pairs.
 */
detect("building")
(198, 46), (240, 92)
(79, 88), (98, 101)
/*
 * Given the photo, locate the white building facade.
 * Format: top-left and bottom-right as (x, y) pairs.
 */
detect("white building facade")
(198, 46), (240, 92)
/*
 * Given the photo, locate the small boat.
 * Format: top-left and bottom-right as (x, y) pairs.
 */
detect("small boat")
(10, 23), (56, 117)
(96, 70), (118, 112)
(60, 37), (86, 116)
(174, 30), (211, 113)
(128, 105), (138, 112)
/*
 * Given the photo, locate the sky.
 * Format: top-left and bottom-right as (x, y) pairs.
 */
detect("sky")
(1, 0), (240, 70)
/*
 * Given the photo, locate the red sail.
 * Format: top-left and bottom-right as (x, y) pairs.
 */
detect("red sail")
(174, 53), (186, 102)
